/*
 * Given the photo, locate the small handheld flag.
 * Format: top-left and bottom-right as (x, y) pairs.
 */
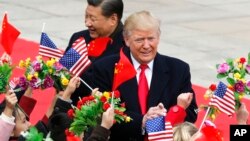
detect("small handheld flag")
(1, 13), (20, 55)
(209, 81), (235, 116)
(112, 48), (136, 91)
(39, 32), (64, 59)
(146, 116), (173, 141)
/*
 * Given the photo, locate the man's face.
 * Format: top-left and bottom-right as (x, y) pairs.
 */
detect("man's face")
(85, 5), (116, 38)
(125, 29), (160, 64)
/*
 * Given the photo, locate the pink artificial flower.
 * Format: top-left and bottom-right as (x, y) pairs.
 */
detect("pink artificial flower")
(18, 76), (28, 90)
(246, 64), (250, 74)
(54, 62), (64, 71)
(234, 81), (245, 93)
(217, 63), (230, 74)
(32, 61), (42, 72)
(246, 81), (250, 90)
(43, 75), (54, 88)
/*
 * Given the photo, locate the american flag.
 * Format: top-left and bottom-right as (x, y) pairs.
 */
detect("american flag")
(146, 116), (173, 141)
(39, 32), (64, 59)
(209, 81), (235, 116)
(59, 37), (91, 76)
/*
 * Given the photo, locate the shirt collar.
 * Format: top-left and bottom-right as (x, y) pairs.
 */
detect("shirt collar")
(130, 53), (154, 71)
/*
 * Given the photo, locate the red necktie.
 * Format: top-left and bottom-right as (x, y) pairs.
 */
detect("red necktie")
(138, 64), (149, 114)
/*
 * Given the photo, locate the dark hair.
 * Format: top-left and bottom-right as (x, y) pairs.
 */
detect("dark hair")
(48, 112), (72, 141)
(0, 100), (6, 114)
(0, 99), (18, 121)
(87, 0), (123, 21)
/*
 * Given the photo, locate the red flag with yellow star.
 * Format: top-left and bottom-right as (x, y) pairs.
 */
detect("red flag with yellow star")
(1, 13), (20, 55)
(112, 48), (136, 91)
(87, 37), (112, 57)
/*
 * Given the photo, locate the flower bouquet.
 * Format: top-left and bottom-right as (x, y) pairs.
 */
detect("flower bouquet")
(203, 53), (250, 120)
(0, 63), (13, 93)
(21, 126), (52, 141)
(17, 56), (71, 91)
(0, 53), (13, 93)
(68, 90), (131, 136)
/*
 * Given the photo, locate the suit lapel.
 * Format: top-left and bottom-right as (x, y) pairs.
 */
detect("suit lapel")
(148, 54), (170, 108)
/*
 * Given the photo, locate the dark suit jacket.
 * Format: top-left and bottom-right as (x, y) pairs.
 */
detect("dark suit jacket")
(90, 47), (198, 141)
(66, 22), (125, 104)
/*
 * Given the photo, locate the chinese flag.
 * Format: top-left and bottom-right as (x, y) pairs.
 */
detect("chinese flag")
(112, 48), (136, 91)
(87, 37), (112, 57)
(1, 13), (20, 55)
(195, 126), (224, 141)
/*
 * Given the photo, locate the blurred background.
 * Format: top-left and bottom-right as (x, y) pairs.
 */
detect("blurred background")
(1, 0), (250, 89)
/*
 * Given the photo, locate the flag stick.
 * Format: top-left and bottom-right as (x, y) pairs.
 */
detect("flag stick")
(198, 106), (210, 132)
(41, 22), (46, 32)
(79, 77), (93, 91)
(111, 91), (114, 107)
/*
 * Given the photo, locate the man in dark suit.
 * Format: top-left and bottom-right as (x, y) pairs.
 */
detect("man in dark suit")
(66, 0), (125, 103)
(65, 0), (124, 62)
(90, 11), (198, 140)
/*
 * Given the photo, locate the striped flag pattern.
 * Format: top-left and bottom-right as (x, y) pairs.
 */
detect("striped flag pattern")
(209, 81), (235, 116)
(59, 37), (91, 76)
(146, 116), (173, 141)
(39, 32), (64, 59)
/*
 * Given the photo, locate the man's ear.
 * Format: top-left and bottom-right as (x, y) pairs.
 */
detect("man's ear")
(109, 13), (118, 25)
(124, 36), (130, 47)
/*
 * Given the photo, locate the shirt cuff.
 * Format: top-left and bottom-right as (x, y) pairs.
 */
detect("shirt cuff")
(57, 95), (72, 103)
(0, 113), (15, 125)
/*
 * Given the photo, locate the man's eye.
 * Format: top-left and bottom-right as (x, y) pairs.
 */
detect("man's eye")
(135, 38), (144, 43)
(148, 37), (155, 41)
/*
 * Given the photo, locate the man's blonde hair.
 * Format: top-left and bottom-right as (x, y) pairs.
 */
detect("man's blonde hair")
(123, 10), (161, 37)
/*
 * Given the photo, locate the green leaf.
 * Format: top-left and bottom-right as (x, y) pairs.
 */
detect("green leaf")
(0, 63), (13, 93)
(215, 64), (219, 69)
(226, 77), (235, 85)
(226, 58), (234, 67)
(248, 52), (250, 65)
(216, 73), (227, 79)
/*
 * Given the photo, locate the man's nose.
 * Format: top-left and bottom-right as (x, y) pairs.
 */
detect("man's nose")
(85, 18), (92, 27)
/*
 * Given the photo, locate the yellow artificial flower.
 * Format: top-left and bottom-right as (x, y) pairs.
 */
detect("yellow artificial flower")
(61, 78), (69, 86)
(240, 78), (246, 83)
(25, 58), (31, 67)
(233, 73), (241, 80)
(36, 56), (42, 61)
(103, 92), (111, 99)
(235, 58), (240, 63)
(49, 68), (53, 74)
(204, 94), (209, 100)
(51, 58), (56, 64)
(19, 60), (26, 68)
(238, 94), (244, 100)
(27, 74), (33, 81)
(125, 116), (131, 123)
(211, 114), (216, 121)
(34, 72), (39, 78)
(46, 60), (53, 67)
(238, 63), (243, 69)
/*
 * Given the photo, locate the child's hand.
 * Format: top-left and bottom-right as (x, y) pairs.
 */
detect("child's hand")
(62, 76), (80, 100)
(101, 106), (114, 129)
(4, 90), (18, 117)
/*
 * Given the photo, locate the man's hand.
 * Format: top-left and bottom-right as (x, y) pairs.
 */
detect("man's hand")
(142, 103), (167, 128)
